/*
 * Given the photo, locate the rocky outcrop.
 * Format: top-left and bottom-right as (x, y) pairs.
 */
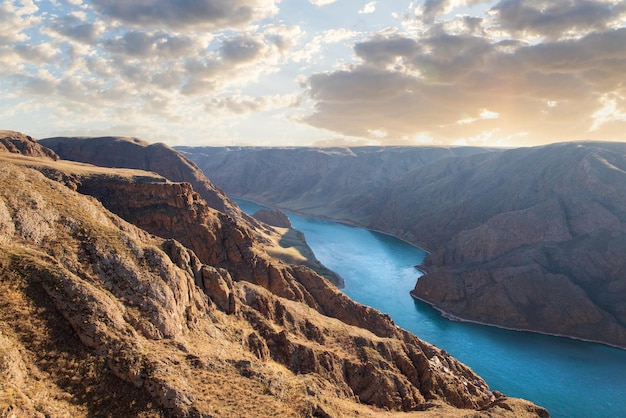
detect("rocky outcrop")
(253, 209), (292, 228)
(180, 142), (626, 348)
(38, 135), (343, 288)
(0, 145), (546, 417)
(0, 130), (59, 160)
(39, 135), (240, 218)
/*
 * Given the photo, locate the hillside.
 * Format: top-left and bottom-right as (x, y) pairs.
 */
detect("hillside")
(39, 135), (343, 287)
(175, 146), (495, 221)
(40, 136), (239, 219)
(180, 143), (626, 348)
(0, 131), (546, 416)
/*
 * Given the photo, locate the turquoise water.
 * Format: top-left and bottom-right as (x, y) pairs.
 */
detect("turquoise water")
(236, 199), (626, 418)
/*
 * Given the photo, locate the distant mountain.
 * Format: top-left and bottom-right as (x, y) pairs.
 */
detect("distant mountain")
(175, 146), (496, 221)
(0, 130), (546, 416)
(181, 142), (626, 348)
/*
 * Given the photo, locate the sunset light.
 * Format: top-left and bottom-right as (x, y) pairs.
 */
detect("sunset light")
(1, 0), (625, 147)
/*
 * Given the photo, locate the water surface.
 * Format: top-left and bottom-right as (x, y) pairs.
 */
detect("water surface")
(236, 199), (626, 418)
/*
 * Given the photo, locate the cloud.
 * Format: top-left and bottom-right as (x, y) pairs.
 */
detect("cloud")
(0, 0), (41, 43)
(13, 43), (58, 63)
(90, 0), (280, 30)
(48, 14), (105, 43)
(220, 35), (265, 64)
(207, 93), (299, 115)
(304, 26), (626, 145)
(419, 0), (491, 23)
(3, 0), (626, 146)
(591, 93), (626, 131)
(359, 2), (377, 14)
(354, 34), (420, 65)
(309, 0), (337, 6)
(104, 31), (199, 59)
(291, 28), (358, 64)
(490, 0), (626, 39)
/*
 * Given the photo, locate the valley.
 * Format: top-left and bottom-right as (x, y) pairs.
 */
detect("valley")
(179, 144), (626, 349)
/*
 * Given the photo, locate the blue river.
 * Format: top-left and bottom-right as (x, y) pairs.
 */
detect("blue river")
(236, 199), (626, 418)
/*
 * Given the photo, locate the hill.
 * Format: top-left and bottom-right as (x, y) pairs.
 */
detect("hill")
(180, 143), (626, 348)
(40, 136), (238, 218)
(39, 135), (343, 287)
(0, 131), (546, 416)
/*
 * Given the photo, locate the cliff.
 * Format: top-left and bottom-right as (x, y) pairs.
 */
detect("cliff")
(180, 143), (626, 348)
(40, 136), (239, 218)
(0, 130), (59, 160)
(0, 132), (547, 416)
(38, 135), (343, 287)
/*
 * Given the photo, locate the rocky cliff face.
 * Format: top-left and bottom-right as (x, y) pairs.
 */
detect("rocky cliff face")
(403, 143), (626, 348)
(38, 135), (343, 287)
(253, 209), (292, 228)
(0, 130), (59, 160)
(40, 136), (240, 218)
(0, 132), (547, 416)
(180, 142), (626, 348)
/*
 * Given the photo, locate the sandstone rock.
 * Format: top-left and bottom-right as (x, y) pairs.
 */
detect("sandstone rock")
(39, 135), (241, 219)
(0, 130), (59, 160)
(199, 265), (235, 314)
(253, 208), (292, 228)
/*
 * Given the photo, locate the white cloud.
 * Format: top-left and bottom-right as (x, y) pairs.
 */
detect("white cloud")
(2, 0), (626, 146)
(359, 2), (377, 14)
(323, 28), (359, 43)
(590, 94), (626, 131)
(309, 0), (337, 6)
(303, 25), (626, 146)
(0, 0), (41, 43)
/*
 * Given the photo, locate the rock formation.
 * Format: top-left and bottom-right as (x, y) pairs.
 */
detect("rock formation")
(40, 135), (239, 218)
(38, 135), (343, 287)
(0, 130), (59, 160)
(176, 146), (493, 222)
(253, 209), (292, 228)
(180, 142), (626, 348)
(0, 131), (547, 416)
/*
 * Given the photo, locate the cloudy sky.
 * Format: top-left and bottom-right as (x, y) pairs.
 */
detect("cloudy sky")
(2, 0), (625, 147)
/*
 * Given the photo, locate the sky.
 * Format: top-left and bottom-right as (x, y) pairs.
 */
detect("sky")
(1, 0), (626, 147)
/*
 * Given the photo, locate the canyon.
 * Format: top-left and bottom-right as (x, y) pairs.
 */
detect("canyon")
(177, 143), (626, 349)
(0, 131), (546, 417)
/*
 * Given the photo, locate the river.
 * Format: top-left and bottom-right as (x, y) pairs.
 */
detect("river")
(236, 199), (626, 418)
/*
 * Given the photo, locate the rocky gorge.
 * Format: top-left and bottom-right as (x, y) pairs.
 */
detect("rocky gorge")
(0, 131), (546, 417)
(177, 143), (626, 349)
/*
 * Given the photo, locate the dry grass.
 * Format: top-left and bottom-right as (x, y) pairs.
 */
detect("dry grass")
(259, 226), (310, 264)
(0, 247), (167, 417)
(0, 152), (164, 179)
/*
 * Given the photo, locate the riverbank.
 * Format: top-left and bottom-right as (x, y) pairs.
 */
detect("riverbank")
(409, 290), (626, 351)
(238, 196), (626, 350)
